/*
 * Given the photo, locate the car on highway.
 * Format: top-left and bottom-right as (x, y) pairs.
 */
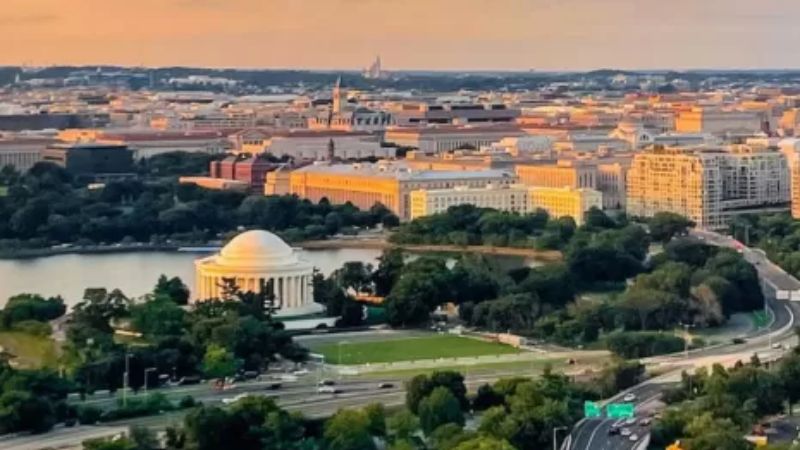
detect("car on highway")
(629, 433), (639, 442)
(639, 418), (652, 427)
(265, 382), (282, 390)
(621, 428), (632, 437)
(732, 337), (747, 344)
(623, 393), (636, 402)
(773, 343), (784, 350)
(292, 369), (310, 376)
(378, 382), (394, 389)
(318, 379), (336, 386)
(318, 386), (340, 394)
(222, 393), (249, 405)
(624, 417), (637, 426)
(607, 426), (620, 436)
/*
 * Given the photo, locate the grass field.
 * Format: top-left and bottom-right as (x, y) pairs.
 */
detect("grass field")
(0, 331), (60, 368)
(310, 334), (521, 365)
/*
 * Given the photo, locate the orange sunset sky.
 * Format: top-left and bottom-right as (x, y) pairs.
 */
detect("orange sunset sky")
(2, 0), (800, 70)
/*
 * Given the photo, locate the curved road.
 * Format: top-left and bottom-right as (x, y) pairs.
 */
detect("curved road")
(568, 230), (800, 450)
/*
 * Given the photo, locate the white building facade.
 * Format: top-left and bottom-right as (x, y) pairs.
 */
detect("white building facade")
(194, 230), (322, 317)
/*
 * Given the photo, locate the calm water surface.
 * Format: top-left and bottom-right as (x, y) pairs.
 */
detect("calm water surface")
(0, 249), (539, 308)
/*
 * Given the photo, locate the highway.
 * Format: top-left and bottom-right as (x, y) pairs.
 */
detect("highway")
(5, 230), (797, 450)
(567, 229), (800, 450)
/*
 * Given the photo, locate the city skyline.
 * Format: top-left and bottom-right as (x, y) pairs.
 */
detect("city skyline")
(4, 0), (800, 71)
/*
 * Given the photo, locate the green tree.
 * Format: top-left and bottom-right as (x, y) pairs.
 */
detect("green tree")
(324, 409), (377, 450)
(129, 296), (186, 338)
(418, 387), (465, 434)
(372, 248), (404, 296)
(452, 436), (516, 450)
(649, 212), (693, 244)
(202, 344), (237, 379)
(363, 403), (387, 437)
(153, 275), (190, 305)
(387, 408), (419, 441)
(780, 352), (800, 414)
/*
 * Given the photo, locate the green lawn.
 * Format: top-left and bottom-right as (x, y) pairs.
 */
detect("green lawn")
(0, 186), (7, 197)
(0, 331), (60, 368)
(310, 334), (521, 365)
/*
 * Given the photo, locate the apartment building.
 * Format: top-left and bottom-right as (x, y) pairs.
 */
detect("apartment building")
(627, 146), (789, 229)
(779, 139), (800, 219)
(289, 161), (515, 220)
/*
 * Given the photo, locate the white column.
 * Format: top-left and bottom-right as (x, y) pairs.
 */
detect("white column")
(296, 275), (302, 307)
(297, 275), (303, 307)
(294, 275), (303, 307)
(299, 276), (306, 306)
(287, 275), (295, 310)
(280, 277), (287, 309)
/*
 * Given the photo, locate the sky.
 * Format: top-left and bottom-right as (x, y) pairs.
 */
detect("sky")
(2, 0), (800, 71)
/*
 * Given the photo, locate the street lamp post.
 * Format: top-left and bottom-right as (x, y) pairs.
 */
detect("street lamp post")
(122, 352), (132, 407)
(680, 323), (695, 359)
(552, 426), (567, 450)
(143, 367), (157, 394)
(337, 341), (348, 380)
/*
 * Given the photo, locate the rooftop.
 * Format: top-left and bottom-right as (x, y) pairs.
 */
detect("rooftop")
(293, 161), (514, 181)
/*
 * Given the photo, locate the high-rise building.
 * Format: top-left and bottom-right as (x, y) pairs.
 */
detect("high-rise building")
(627, 146), (790, 229)
(779, 139), (800, 219)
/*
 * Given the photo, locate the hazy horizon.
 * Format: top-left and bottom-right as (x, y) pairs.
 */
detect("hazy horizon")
(4, 0), (800, 71)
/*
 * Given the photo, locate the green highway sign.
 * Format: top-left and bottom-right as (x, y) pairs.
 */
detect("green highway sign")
(606, 403), (635, 419)
(584, 401), (602, 418)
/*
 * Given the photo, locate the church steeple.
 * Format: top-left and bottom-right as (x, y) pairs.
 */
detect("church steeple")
(332, 76), (342, 114)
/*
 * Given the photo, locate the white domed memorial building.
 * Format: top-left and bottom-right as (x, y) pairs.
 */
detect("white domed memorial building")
(194, 230), (325, 319)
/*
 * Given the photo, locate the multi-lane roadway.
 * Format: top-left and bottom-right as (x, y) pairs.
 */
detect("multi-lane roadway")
(567, 229), (800, 450)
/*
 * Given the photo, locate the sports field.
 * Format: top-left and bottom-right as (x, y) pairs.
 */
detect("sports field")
(310, 334), (521, 365)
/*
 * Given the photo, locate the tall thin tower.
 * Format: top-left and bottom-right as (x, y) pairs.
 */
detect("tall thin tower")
(332, 76), (342, 114)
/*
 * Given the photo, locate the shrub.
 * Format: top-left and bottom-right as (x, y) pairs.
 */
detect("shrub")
(11, 320), (52, 336)
(179, 395), (196, 409)
(77, 405), (103, 425)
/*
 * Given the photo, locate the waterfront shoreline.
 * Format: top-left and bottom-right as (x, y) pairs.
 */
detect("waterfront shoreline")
(0, 237), (562, 261)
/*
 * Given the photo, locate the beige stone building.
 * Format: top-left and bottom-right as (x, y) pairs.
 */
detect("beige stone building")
(627, 146), (789, 229)
(528, 187), (603, 226)
(289, 161), (515, 220)
(779, 139), (800, 219)
(516, 158), (629, 210)
(409, 184), (531, 219)
(674, 107), (763, 136)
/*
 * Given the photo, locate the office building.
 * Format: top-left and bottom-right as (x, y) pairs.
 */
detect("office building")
(516, 160), (597, 189)
(627, 146), (789, 229)
(385, 125), (524, 153)
(780, 139), (800, 219)
(290, 161), (515, 220)
(675, 107), (764, 136)
(210, 155), (277, 189)
(528, 187), (603, 226)
(41, 142), (134, 177)
(0, 135), (56, 172)
(409, 184), (530, 219)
